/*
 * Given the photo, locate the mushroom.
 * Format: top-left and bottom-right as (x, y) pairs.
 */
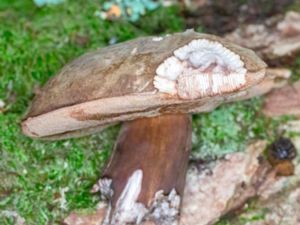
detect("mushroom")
(22, 30), (266, 225)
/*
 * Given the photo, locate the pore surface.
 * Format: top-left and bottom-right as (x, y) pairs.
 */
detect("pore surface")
(154, 39), (247, 99)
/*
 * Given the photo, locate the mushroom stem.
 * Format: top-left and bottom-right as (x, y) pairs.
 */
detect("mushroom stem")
(96, 114), (192, 225)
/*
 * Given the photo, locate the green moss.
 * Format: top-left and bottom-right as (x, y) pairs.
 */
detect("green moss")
(137, 5), (184, 34)
(0, 0), (184, 224)
(286, 1), (300, 12)
(192, 98), (285, 159)
(290, 56), (300, 82)
(214, 219), (233, 225)
(0, 113), (119, 224)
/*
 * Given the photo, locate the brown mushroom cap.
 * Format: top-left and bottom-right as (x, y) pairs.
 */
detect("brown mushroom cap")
(22, 31), (266, 139)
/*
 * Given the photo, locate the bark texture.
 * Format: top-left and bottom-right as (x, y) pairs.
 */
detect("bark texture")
(263, 80), (300, 118)
(226, 11), (300, 62)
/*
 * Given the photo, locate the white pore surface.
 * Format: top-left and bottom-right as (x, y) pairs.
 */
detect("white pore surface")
(110, 170), (148, 225)
(154, 39), (247, 99)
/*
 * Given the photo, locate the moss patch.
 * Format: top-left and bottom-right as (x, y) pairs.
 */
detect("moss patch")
(192, 98), (287, 159)
(0, 1), (184, 224)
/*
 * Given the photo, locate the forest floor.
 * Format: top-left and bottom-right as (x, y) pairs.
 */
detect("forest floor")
(0, 0), (299, 224)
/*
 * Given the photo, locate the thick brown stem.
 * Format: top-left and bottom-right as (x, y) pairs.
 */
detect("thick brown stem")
(95, 114), (192, 225)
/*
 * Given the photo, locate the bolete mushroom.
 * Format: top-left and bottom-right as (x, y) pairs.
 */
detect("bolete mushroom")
(22, 30), (266, 225)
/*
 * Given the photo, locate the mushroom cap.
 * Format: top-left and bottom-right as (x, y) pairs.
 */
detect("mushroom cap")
(22, 31), (266, 140)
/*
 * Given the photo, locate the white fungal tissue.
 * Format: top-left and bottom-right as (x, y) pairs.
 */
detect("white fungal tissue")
(108, 170), (148, 225)
(154, 39), (247, 99)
